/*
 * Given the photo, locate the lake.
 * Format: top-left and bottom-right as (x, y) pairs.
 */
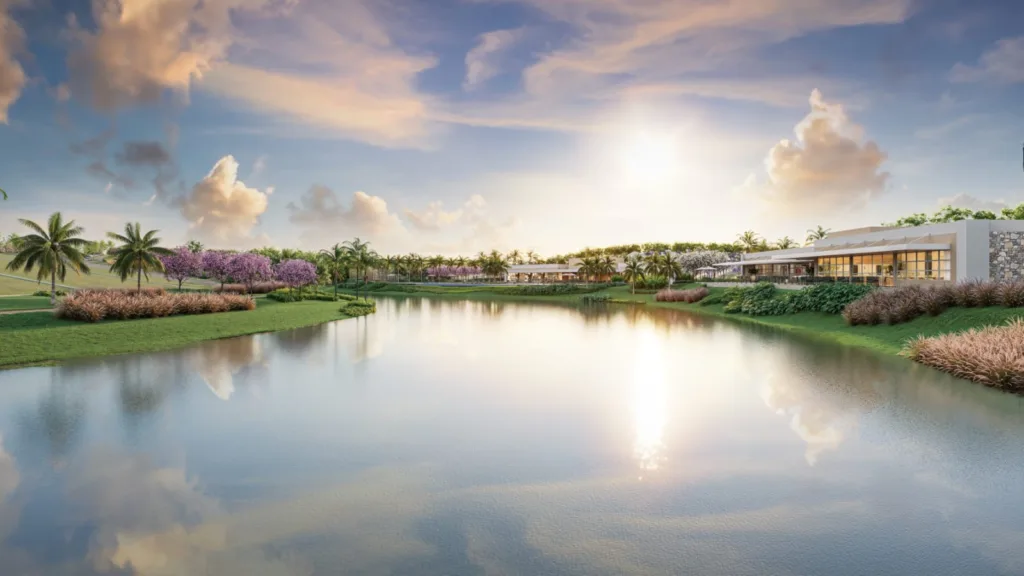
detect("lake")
(1, 296), (1024, 575)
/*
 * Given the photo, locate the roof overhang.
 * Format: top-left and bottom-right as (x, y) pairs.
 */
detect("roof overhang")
(803, 243), (950, 258)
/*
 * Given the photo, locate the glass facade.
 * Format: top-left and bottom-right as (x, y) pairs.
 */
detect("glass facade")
(896, 251), (951, 281)
(815, 250), (950, 284)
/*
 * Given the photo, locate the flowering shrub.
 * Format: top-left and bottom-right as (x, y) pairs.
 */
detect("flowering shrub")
(903, 319), (1024, 392)
(55, 290), (255, 322)
(676, 250), (731, 273)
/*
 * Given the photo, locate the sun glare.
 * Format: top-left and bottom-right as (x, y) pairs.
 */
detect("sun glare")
(632, 327), (668, 474)
(619, 130), (680, 186)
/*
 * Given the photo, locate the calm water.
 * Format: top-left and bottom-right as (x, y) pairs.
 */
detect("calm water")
(2, 297), (1024, 575)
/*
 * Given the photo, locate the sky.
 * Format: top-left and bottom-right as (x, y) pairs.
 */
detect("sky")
(0, 0), (1022, 256)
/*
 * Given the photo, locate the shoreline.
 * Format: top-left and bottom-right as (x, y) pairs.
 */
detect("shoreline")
(344, 284), (1024, 358)
(0, 298), (367, 370)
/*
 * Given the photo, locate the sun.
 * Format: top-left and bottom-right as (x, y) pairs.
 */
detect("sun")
(619, 130), (680, 186)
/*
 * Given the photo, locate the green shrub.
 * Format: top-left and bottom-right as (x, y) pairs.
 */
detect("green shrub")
(580, 294), (611, 304)
(493, 283), (610, 296)
(698, 293), (726, 307)
(634, 276), (668, 290)
(610, 275), (624, 283)
(33, 289), (68, 297)
(341, 299), (376, 317)
(784, 283), (874, 314)
(267, 289), (341, 303)
(723, 299), (743, 314)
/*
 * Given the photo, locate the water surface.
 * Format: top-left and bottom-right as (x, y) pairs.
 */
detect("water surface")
(1, 297), (1024, 575)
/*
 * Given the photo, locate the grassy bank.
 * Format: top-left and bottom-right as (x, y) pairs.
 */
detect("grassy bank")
(0, 296), (52, 311)
(346, 283), (1024, 356)
(0, 298), (364, 369)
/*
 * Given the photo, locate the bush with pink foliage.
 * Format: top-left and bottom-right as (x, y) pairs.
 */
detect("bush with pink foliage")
(56, 290), (255, 322)
(903, 319), (1024, 392)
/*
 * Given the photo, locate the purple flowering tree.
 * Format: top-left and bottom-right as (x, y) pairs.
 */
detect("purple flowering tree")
(161, 246), (203, 290)
(201, 251), (233, 290)
(227, 253), (273, 294)
(275, 259), (318, 297)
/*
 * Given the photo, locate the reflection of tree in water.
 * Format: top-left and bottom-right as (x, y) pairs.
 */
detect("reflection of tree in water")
(192, 336), (265, 401)
(16, 374), (87, 463)
(116, 354), (189, 417)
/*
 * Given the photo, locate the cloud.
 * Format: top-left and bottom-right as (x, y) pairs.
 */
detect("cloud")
(0, 0), (26, 123)
(65, 0), (288, 111)
(197, 1), (436, 147)
(463, 28), (523, 90)
(288, 186), (403, 238)
(950, 36), (1024, 84)
(179, 155), (272, 247)
(420, 194), (520, 255)
(403, 201), (464, 231)
(116, 141), (173, 167)
(756, 89), (889, 215)
(936, 193), (1007, 213)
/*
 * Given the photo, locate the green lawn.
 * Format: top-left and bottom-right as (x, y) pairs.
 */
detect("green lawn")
(0, 298), (361, 369)
(0, 254), (212, 291)
(347, 283), (1024, 357)
(0, 296), (51, 311)
(0, 274), (54, 296)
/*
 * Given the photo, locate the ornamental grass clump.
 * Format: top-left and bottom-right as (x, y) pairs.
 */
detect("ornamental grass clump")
(655, 287), (708, 303)
(55, 290), (254, 322)
(903, 319), (1024, 392)
(1000, 280), (1024, 308)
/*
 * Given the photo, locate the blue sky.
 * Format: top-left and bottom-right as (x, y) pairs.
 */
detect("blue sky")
(1, 0), (1022, 255)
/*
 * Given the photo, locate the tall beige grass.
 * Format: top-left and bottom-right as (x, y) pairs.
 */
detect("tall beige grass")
(903, 318), (1024, 391)
(56, 290), (255, 322)
(655, 287), (709, 303)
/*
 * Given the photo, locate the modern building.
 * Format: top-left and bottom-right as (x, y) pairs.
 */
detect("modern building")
(507, 261), (628, 283)
(719, 219), (1024, 286)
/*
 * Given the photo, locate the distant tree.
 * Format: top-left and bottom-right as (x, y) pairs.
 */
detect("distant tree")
(5, 212), (90, 304)
(160, 246), (203, 290)
(227, 253), (273, 294)
(275, 259), (318, 296)
(201, 251), (233, 290)
(526, 250), (540, 264)
(930, 205), (975, 223)
(891, 213), (930, 227)
(1001, 203), (1024, 220)
(805, 226), (830, 244)
(186, 240), (205, 253)
(319, 243), (348, 299)
(737, 230), (760, 251)
(107, 222), (174, 293)
(507, 249), (523, 265)
(622, 256), (645, 294)
(677, 250), (730, 273)
(973, 210), (998, 220)
(774, 236), (797, 249)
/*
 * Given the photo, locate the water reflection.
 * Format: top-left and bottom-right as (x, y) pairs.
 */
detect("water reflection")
(632, 326), (667, 473)
(1, 298), (1024, 574)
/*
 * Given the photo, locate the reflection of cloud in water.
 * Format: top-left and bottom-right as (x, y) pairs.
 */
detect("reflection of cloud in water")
(191, 336), (264, 401)
(761, 373), (855, 466)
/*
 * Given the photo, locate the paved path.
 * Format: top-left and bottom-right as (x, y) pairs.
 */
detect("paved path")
(0, 308), (50, 315)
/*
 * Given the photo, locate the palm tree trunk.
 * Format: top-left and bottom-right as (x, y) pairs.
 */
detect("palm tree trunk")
(333, 269), (338, 300)
(50, 268), (56, 305)
(137, 257), (142, 293)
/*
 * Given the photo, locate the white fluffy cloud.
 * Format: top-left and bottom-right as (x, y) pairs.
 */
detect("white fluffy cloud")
(463, 28), (523, 90)
(403, 201), (464, 231)
(66, 0), (288, 110)
(757, 89), (889, 215)
(950, 36), (1024, 84)
(179, 155), (272, 247)
(936, 193), (1008, 213)
(288, 186), (403, 238)
(0, 0), (26, 123)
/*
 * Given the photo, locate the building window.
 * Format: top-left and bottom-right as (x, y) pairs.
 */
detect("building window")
(896, 251), (951, 281)
(815, 256), (850, 278)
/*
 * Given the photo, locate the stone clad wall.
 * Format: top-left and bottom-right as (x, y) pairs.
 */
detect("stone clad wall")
(989, 231), (1024, 281)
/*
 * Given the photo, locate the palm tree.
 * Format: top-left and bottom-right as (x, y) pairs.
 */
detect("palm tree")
(774, 236), (797, 250)
(5, 212), (91, 304)
(1, 187), (7, 200)
(806, 226), (830, 244)
(342, 237), (372, 290)
(508, 249), (523, 265)
(526, 250), (539, 264)
(107, 222), (174, 293)
(622, 257), (645, 294)
(186, 240), (204, 253)
(737, 230), (760, 252)
(598, 255), (616, 281)
(319, 243), (348, 299)
(644, 252), (682, 286)
(576, 257), (597, 286)
(428, 255), (445, 280)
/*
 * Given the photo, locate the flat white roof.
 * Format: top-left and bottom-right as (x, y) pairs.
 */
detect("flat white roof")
(778, 243), (951, 259)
